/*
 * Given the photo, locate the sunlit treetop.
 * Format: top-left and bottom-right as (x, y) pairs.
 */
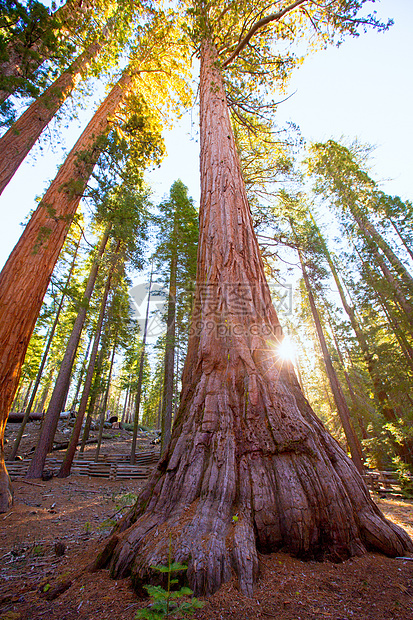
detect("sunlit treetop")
(127, 8), (193, 123)
(179, 1), (392, 185)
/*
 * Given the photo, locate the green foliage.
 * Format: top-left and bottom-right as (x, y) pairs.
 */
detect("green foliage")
(114, 491), (138, 509)
(393, 457), (413, 498)
(136, 554), (204, 620)
(0, 0), (67, 119)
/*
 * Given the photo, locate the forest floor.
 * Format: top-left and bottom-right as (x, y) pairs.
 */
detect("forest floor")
(1, 422), (413, 620)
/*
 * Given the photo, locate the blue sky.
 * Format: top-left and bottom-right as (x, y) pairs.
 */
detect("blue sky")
(0, 0), (411, 270)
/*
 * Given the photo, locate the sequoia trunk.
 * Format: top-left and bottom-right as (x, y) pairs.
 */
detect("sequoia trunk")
(0, 38), (106, 195)
(9, 236), (79, 461)
(96, 39), (412, 596)
(0, 72), (131, 507)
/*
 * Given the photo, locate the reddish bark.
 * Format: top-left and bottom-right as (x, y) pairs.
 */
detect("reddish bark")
(9, 237), (80, 461)
(0, 0), (95, 105)
(97, 40), (412, 596)
(0, 71), (132, 508)
(0, 38), (106, 195)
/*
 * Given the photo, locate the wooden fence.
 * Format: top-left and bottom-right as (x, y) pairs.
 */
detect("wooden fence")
(6, 449), (160, 481)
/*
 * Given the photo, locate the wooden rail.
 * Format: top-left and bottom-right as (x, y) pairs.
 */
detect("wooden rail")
(6, 450), (160, 480)
(363, 470), (412, 494)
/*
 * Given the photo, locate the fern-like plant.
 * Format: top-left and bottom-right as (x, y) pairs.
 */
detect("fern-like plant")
(136, 537), (204, 620)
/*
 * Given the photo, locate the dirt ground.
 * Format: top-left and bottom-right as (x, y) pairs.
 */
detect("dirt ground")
(1, 423), (413, 620)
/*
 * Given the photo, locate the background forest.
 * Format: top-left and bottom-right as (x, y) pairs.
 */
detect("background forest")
(0, 0), (412, 494)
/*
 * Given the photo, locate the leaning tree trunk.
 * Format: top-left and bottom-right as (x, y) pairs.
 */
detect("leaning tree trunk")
(0, 34), (108, 196)
(312, 216), (403, 421)
(26, 226), (110, 478)
(389, 217), (413, 262)
(57, 241), (120, 477)
(352, 210), (413, 295)
(97, 39), (412, 597)
(366, 242), (413, 330)
(9, 235), (79, 461)
(79, 346), (106, 452)
(0, 0), (95, 105)
(297, 248), (365, 473)
(0, 72), (132, 507)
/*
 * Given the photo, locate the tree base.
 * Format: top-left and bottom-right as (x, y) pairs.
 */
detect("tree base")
(95, 392), (413, 596)
(0, 458), (13, 514)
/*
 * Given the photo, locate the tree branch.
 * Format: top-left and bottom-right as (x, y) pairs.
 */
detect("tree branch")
(222, 0), (307, 68)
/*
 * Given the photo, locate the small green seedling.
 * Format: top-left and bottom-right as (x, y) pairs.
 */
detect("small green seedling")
(136, 537), (204, 620)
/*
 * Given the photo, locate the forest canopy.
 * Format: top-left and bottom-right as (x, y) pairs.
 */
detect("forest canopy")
(0, 0), (412, 601)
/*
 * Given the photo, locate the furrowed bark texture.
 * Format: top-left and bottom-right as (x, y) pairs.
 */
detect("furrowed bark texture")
(102, 40), (413, 596)
(0, 73), (131, 505)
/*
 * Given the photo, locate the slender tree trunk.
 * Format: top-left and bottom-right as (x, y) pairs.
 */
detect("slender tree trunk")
(79, 346), (106, 452)
(0, 37), (107, 195)
(11, 384), (24, 414)
(94, 338), (117, 463)
(57, 245), (119, 478)
(313, 221), (403, 422)
(327, 316), (369, 444)
(26, 227), (110, 478)
(161, 249), (177, 451)
(20, 381), (33, 418)
(130, 264), (153, 464)
(374, 286), (413, 370)
(367, 243), (413, 326)
(37, 377), (52, 413)
(0, 70), (132, 506)
(121, 382), (130, 424)
(352, 210), (413, 294)
(389, 217), (413, 262)
(70, 335), (93, 412)
(99, 40), (412, 596)
(297, 249), (364, 473)
(156, 390), (162, 430)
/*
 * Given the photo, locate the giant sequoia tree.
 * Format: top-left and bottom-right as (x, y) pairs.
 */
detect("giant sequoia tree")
(96, 0), (412, 598)
(0, 13), (189, 510)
